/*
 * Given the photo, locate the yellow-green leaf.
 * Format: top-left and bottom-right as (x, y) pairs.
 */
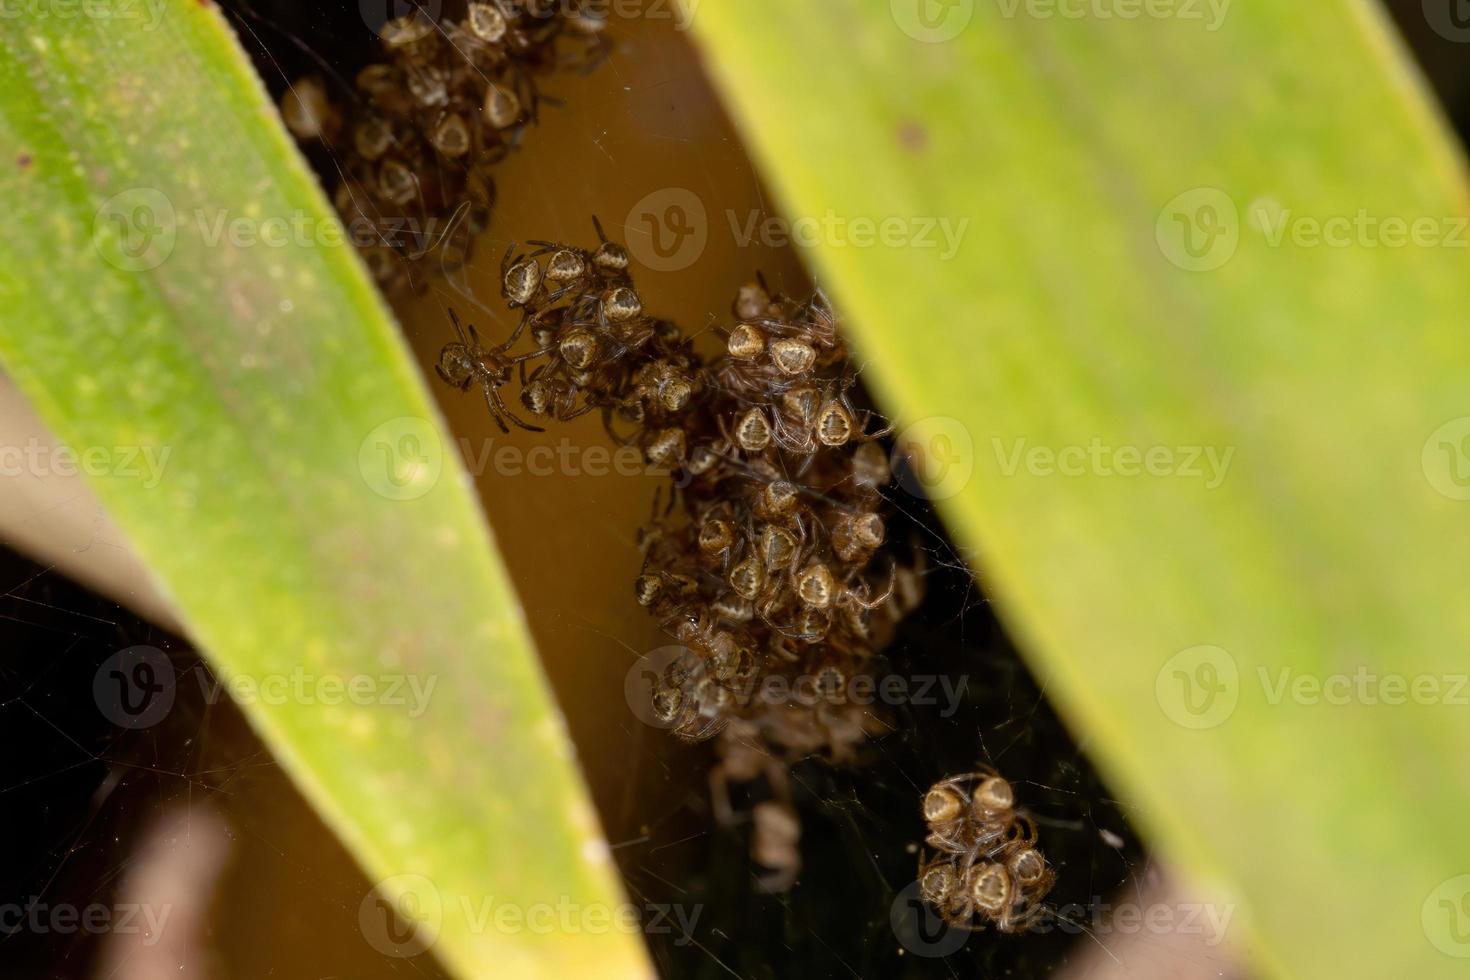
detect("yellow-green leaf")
(688, 3), (1470, 977)
(0, 7), (648, 978)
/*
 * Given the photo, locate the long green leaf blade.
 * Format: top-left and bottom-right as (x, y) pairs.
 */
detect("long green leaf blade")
(688, 3), (1470, 976)
(0, 7), (647, 978)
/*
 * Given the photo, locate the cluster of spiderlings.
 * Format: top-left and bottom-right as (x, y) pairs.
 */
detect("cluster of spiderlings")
(282, 2), (608, 292)
(454, 222), (925, 765)
(635, 286), (923, 756)
(917, 769), (1056, 934)
(499, 220), (703, 437)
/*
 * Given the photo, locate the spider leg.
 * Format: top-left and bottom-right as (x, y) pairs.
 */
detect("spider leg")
(997, 901), (1046, 935)
(489, 384), (545, 433)
(767, 634), (802, 663)
(601, 406), (640, 447)
(490, 311), (533, 352)
(447, 308), (470, 345)
(507, 345), (555, 365)
(519, 357), (542, 387)
(480, 383), (510, 434)
(849, 564), (897, 612)
(860, 409), (896, 441)
(558, 402), (596, 422)
(924, 827), (971, 854)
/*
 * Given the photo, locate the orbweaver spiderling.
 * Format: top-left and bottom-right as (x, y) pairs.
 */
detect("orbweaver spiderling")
(436, 309), (549, 433)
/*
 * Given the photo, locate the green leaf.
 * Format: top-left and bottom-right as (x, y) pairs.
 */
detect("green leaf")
(0, 8), (647, 979)
(687, 3), (1470, 976)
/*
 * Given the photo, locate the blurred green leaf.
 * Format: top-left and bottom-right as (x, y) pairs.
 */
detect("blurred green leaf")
(0, 8), (647, 979)
(689, 2), (1470, 976)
